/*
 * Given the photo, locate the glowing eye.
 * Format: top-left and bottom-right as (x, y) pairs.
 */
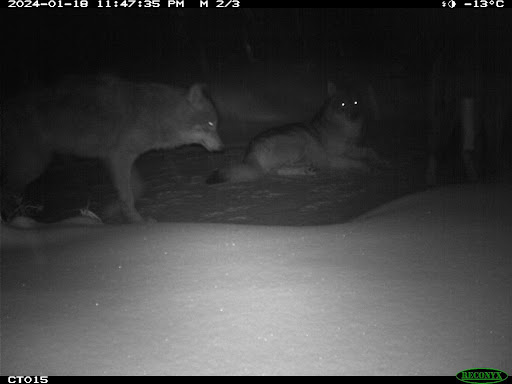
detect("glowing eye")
(341, 102), (345, 107)
(354, 101), (358, 105)
(208, 121), (214, 127)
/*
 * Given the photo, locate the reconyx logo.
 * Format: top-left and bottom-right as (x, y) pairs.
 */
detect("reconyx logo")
(456, 368), (508, 384)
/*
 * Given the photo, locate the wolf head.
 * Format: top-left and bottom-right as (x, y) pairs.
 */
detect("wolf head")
(178, 83), (224, 152)
(327, 81), (363, 121)
(314, 82), (366, 143)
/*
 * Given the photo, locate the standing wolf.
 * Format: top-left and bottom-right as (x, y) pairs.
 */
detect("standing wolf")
(1, 75), (224, 223)
(206, 82), (385, 184)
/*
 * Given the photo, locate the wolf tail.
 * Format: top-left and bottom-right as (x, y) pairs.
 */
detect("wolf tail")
(206, 161), (264, 184)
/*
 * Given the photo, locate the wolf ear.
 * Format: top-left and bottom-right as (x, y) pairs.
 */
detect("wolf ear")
(187, 83), (208, 106)
(327, 81), (337, 96)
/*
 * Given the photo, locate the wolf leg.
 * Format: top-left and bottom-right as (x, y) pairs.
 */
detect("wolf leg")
(107, 152), (144, 223)
(306, 143), (370, 172)
(1, 147), (52, 220)
(345, 146), (390, 168)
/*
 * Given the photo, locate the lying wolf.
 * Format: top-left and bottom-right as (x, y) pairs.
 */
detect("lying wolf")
(206, 82), (386, 184)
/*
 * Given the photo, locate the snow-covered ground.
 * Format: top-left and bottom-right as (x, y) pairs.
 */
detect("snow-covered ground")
(2, 183), (511, 375)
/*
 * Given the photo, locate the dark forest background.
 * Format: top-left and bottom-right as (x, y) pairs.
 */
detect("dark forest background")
(2, 9), (511, 94)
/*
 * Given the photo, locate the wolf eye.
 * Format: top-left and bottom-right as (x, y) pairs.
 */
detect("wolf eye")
(354, 101), (358, 105)
(341, 102), (346, 107)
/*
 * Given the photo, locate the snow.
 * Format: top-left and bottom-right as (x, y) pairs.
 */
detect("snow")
(2, 183), (511, 375)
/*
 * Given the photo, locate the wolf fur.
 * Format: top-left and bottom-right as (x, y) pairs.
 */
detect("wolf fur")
(206, 82), (386, 184)
(1, 75), (224, 223)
